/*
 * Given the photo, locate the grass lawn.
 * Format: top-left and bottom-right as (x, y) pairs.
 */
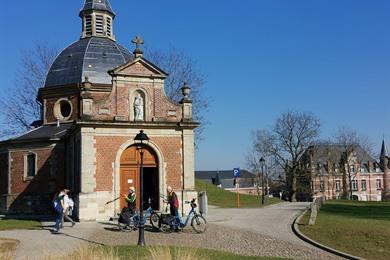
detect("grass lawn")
(0, 238), (19, 260)
(299, 200), (390, 260)
(0, 219), (41, 231)
(195, 179), (281, 208)
(110, 245), (284, 260)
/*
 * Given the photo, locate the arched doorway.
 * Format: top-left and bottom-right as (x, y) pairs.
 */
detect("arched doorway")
(120, 145), (159, 210)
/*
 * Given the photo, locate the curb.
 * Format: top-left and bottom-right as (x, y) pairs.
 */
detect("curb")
(292, 209), (364, 260)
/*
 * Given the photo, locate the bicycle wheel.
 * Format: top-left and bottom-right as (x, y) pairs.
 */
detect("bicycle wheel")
(150, 212), (161, 230)
(191, 214), (207, 233)
(118, 222), (131, 232)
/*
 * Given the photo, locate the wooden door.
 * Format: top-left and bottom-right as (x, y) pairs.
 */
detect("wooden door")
(120, 145), (158, 210)
(120, 167), (140, 209)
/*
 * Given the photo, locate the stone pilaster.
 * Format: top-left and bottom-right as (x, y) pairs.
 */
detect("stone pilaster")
(78, 127), (98, 221)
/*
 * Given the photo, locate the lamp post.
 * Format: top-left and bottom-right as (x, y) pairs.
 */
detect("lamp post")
(260, 157), (265, 205)
(134, 130), (149, 246)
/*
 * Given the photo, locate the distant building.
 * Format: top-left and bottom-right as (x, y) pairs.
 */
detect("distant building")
(196, 170), (263, 195)
(300, 141), (390, 201)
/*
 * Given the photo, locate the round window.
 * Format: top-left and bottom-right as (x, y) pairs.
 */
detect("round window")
(54, 98), (73, 120)
(60, 100), (72, 118)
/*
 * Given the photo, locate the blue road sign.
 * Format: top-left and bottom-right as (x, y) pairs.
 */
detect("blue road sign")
(233, 168), (240, 177)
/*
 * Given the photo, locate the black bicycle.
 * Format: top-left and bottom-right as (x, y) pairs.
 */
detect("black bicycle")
(152, 198), (207, 233)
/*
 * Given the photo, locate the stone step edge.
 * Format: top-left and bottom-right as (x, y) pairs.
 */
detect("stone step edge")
(292, 208), (364, 260)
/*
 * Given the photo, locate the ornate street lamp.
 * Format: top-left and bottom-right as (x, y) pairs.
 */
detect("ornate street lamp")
(134, 130), (149, 246)
(260, 157), (265, 205)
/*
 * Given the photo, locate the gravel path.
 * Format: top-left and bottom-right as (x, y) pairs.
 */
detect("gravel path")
(88, 222), (341, 259)
(0, 202), (344, 259)
(207, 202), (317, 247)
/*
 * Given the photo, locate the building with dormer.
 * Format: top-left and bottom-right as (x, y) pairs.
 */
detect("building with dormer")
(300, 141), (390, 201)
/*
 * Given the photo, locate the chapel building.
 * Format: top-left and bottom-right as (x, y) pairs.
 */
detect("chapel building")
(0, 0), (198, 221)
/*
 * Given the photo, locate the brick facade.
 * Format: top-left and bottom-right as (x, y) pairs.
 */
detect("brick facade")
(94, 135), (183, 192)
(312, 172), (384, 201)
(0, 153), (8, 195)
(9, 147), (64, 194)
(45, 95), (79, 123)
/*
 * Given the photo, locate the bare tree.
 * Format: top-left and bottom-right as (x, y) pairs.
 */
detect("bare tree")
(249, 111), (321, 201)
(146, 47), (209, 143)
(0, 43), (58, 138)
(334, 127), (373, 200)
(0, 44), (209, 143)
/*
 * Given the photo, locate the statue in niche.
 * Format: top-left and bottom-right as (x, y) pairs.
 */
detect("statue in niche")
(134, 94), (144, 121)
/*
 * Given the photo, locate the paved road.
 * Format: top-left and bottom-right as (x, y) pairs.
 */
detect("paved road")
(207, 201), (313, 247)
(0, 202), (342, 259)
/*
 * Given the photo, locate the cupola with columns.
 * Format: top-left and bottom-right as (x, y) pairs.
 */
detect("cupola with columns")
(80, 0), (116, 40)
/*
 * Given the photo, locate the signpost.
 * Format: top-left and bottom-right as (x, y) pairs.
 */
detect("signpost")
(233, 168), (240, 208)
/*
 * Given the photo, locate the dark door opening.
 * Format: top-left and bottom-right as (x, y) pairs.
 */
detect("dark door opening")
(143, 167), (159, 210)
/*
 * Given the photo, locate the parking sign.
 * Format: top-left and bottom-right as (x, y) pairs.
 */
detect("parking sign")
(233, 168), (240, 177)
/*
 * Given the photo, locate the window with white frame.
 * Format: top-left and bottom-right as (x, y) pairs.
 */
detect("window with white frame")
(335, 180), (341, 192)
(351, 180), (358, 191)
(361, 179), (366, 191)
(376, 179), (382, 190)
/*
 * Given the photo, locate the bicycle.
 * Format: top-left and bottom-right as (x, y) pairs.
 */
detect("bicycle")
(155, 198), (207, 233)
(117, 199), (159, 231)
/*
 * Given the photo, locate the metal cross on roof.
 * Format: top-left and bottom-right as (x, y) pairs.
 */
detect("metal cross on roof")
(132, 36), (144, 55)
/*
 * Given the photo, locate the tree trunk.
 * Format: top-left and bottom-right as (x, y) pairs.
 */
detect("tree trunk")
(291, 173), (297, 202)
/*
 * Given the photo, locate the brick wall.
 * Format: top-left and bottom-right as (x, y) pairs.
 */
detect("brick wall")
(10, 146), (65, 194)
(79, 79), (181, 122)
(45, 95), (79, 123)
(0, 153), (8, 195)
(94, 135), (183, 191)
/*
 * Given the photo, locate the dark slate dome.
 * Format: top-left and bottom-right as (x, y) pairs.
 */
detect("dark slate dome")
(44, 37), (133, 88)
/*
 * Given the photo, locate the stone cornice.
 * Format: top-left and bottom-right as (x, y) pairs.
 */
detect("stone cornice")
(74, 120), (199, 130)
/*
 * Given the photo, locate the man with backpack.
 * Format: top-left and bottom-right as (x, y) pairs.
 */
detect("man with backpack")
(53, 190), (65, 233)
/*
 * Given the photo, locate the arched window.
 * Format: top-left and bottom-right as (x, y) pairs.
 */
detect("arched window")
(24, 152), (37, 180)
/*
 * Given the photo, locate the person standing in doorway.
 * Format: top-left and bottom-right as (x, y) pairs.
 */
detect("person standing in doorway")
(62, 189), (76, 227)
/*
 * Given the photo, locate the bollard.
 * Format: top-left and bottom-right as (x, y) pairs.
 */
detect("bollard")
(309, 198), (318, 225)
(198, 191), (208, 216)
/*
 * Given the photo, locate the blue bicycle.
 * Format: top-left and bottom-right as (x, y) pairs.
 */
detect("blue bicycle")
(157, 198), (207, 233)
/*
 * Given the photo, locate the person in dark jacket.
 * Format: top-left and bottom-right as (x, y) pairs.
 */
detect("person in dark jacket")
(53, 190), (65, 232)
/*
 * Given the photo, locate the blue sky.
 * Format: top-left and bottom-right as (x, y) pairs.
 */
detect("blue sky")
(1, 0), (389, 171)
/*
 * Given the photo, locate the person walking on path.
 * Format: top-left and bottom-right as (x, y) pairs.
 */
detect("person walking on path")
(53, 190), (65, 232)
(61, 189), (76, 228)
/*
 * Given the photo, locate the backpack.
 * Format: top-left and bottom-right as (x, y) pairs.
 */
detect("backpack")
(53, 196), (63, 213)
(173, 197), (179, 209)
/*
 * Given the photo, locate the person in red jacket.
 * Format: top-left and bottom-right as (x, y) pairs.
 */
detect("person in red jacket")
(166, 186), (183, 229)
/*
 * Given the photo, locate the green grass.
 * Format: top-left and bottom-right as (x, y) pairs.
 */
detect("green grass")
(195, 179), (281, 208)
(299, 200), (390, 260)
(111, 245), (284, 259)
(0, 219), (41, 231)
